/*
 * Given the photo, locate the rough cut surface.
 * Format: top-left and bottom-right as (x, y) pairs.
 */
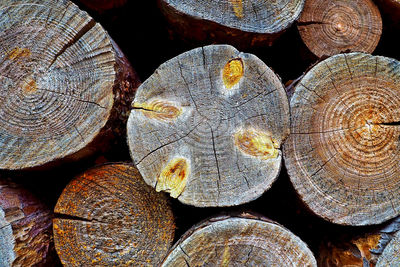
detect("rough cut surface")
(0, 178), (53, 267)
(377, 230), (400, 266)
(297, 0), (382, 58)
(0, 0), (139, 169)
(158, 0), (305, 46)
(53, 163), (175, 266)
(161, 214), (317, 266)
(127, 45), (290, 207)
(284, 53), (400, 225)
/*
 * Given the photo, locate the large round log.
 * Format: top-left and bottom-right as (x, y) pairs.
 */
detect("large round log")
(0, 0), (139, 170)
(127, 44), (290, 207)
(0, 178), (53, 266)
(284, 53), (400, 225)
(53, 163), (175, 266)
(377, 230), (400, 266)
(297, 0), (382, 58)
(161, 213), (317, 266)
(158, 0), (305, 47)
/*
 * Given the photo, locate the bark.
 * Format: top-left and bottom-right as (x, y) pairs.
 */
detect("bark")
(284, 52), (400, 225)
(161, 213), (317, 266)
(0, 178), (53, 267)
(0, 0), (139, 170)
(297, 0), (382, 58)
(53, 163), (175, 266)
(127, 44), (290, 207)
(158, 0), (305, 48)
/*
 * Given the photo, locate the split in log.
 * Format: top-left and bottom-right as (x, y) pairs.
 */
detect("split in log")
(158, 0), (305, 47)
(127, 44), (290, 207)
(53, 163), (175, 266)
(0, 0), (139, 170)
(161, 213), (317, 266)
(284, 52), (400, 225)
(297, 0), (382, 58)
(377, 230), (400, 266)
(77, 0), (127, 13)
(0, 178), (53, 266)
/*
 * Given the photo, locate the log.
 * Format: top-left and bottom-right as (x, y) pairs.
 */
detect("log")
(161, 213), (317, 266)
(377, 230), (400, 266)
(297, 0), (382, 58)
(127, 44), (290, 207)
(77, 0), (127, 13)
(318, 216), (400, 266)
(0, 0), (139, 170)
(284, 52), (400, 225)
(158, 0), (305, 47)
(0, 178), (53, 266)
(53, 163), (175, 266)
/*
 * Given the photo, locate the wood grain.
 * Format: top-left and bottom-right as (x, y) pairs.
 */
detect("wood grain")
(298, 0), (382, 57)
(377, 230), (400, 266)
(284, 52), (400, 225)
(158, 0), (305, 47)
(53, 163), (175, 266)
(161, 213), (317, 266)
(127, 44), (290, 207)
(0, 178), (53, 266)
(0, 0), (139, 170)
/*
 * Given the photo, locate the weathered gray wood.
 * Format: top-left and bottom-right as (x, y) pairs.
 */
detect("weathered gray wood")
(284, 52), (400, 225)
(53, 163), (175, 266)
(161, 213), (317, 266)
(158, 0), (305, 47)
(297, 0), (382, 58)
(0, 178), (53, 266)
(127, 44), (290, 207)
(0, 0), (139, 170)
(377, 230), (400, 266)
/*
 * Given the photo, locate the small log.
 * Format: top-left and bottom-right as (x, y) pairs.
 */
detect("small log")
(297, 0), (382, 58)
(77, 0), (127, 13)
(127, 44), (290, 207)
(161, 213), (317, 266)
(377, 230), (400, 266)
(0, 178), (53, 266)
(0, 0), (139, 170)
(53, 163), (175, 266)
(158, 0), (305, 47)
(284, 53), (400, 225)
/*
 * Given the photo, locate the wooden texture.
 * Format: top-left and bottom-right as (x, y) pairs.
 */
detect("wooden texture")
(297, 0), (382, 58)
(127, 44), (290, 207)
(0, 0), (139, 170)
(158, 0), (305, 47)
(0, 178), (53, 266)
(161, 213), (317, 266)
(377, 230), (400, 266)
(284, 52), (400, 225)
(53, 163), (175, 266)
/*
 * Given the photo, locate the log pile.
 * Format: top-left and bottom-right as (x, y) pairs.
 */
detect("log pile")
(1, 0), (400, 266)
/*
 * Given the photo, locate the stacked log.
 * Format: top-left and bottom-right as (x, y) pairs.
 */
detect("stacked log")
(127, 44), (290, 207)
(161, 213), (317, 266)
(53, 163), (175, 266)
(0, 178), (53, 266)
(284, 52), (400, 225)
(297, 0), (382, 58)
(158, 0), (305, 47)
(0, 0), (139, 170)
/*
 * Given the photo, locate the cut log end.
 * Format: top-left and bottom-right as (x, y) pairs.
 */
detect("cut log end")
(377, 231), (400, 266)
(0, 178), (53, 266)
(284, 53), (400, 225)
(297, 0), (382, 57)
(0, 0), (139, 170)
(127, 44), (290, 207)
(161, 213), (317, 266)
(53, 163), (175, 266)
